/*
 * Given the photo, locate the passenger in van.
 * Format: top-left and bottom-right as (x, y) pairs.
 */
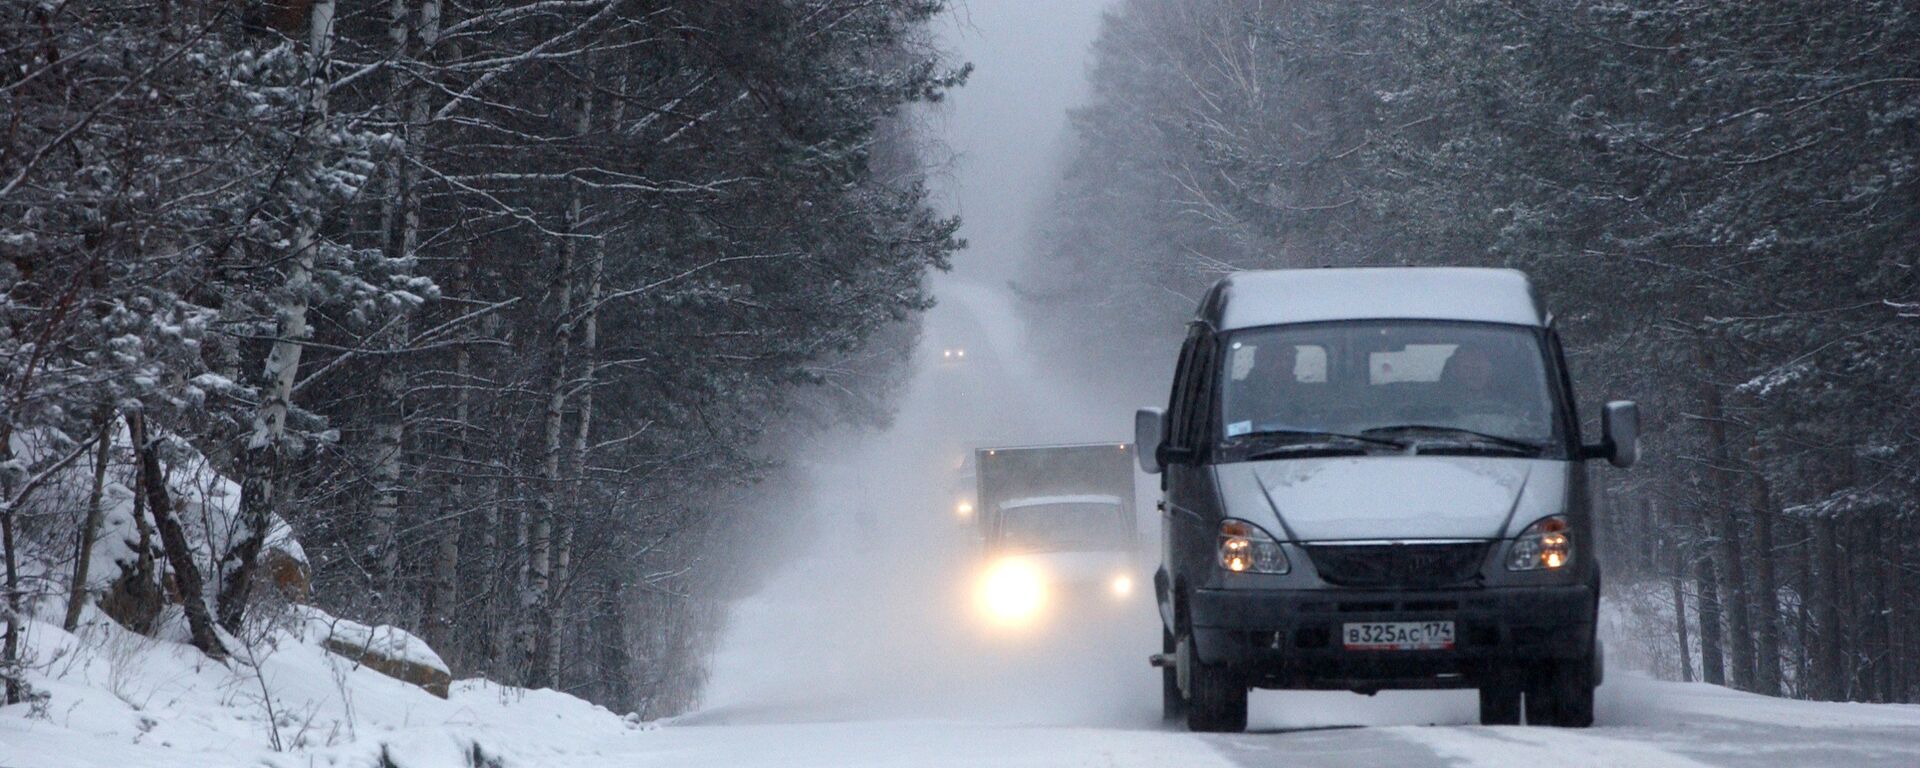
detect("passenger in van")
(1440, 344), (1543, 438)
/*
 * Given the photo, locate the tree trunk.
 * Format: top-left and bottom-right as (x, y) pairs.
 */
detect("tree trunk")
(130, 413), (226, 659)
(424, 247), (463, 657)
(1866, 514), (1896, 702)
(1697, 535), (1726, 686)
(1793, 515), (1813, 698)
(222, 0), (337, 636)
(478, 462), (510, 672)
(1812, 514), (1844, 700)
(365, 381), (404, 601)
(1750, 468), (1782, 696)
(1670, 514), (1694, 683)
(1844, 515), (1867, 700)
(1880, 511), (1902, 701)
(528, 75), (594, 689)
(405, 0), (453, 658)
(1, 436), (19, 704)
(107, 443), (161, 636)
(367, 0), (435, 602)
(553, 222), (602, 679)
(63, 412), (115, 631)
(526, 237), (575, 687)
(1695, 346), (1754, 691)
(595, 574), (630, 708)
(1896, 514), (1913, 702)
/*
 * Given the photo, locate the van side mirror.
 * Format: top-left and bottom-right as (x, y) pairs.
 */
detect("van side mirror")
(1592, 400), (1639, 468)
(1135, 407), (1166, 474)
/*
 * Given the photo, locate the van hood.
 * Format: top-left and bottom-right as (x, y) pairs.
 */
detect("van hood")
(1214, 457), (1568, 542)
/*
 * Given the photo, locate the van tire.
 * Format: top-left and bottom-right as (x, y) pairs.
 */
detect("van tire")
(1478, 684), (1521, 725)
(1548, 656), (1597, 727)
(1525, 658), (1595, 727)
(1184, 647), (1247, 733)
(1162, 626), (1185, 721)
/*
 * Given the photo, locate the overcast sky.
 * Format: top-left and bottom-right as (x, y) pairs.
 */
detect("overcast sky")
(932, 0), (1114, 285)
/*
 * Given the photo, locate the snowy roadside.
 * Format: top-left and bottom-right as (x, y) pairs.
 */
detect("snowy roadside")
(0, 612), (639, 768)
(2, 606), (1235, 768)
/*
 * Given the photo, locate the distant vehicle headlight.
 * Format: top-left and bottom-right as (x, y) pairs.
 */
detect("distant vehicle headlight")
(1110, 574), (1133, 598)
(1219, 519), (1289, 574)
(955, 500), (974, 519)
(1507, 515), (1573, 571)
(976, 558), (1048, 626)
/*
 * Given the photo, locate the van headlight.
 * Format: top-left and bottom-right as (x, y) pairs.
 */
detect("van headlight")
(1220, 519), (1290, 574)
(1507, 515), (1573, 571)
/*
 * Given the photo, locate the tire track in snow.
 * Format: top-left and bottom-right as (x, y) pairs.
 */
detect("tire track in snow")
(1390, 726), (1716, 768)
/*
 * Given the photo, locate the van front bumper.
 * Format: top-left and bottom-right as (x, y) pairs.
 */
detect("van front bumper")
(1188, 584), (1595, 691)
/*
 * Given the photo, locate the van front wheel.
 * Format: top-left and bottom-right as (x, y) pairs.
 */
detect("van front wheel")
(1525, 657), (1595, 728)
(1478, 684), (1521, 725)
(1184, 643), (1247, 733)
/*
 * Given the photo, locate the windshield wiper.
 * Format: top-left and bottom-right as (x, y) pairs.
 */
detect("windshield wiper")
(1237, 429), (1406, 461)
(1360, 424), (1547, 453)
(1239, 428), (1407, 449)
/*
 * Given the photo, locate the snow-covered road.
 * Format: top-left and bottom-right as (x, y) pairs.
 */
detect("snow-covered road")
(631, 675), (1920, 768)
(1209, 679), (1920, 768)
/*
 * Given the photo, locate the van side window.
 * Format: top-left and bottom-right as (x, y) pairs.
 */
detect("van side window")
(1183, 333), (1219, 449)
(1165, 335), (1199, 450)
(1546, 329), (1582, 445)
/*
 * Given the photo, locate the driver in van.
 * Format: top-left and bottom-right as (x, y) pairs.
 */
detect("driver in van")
(1234, 342), (1306, 433)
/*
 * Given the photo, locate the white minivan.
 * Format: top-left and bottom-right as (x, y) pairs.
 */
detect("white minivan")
(1136, 268), (1638, 732)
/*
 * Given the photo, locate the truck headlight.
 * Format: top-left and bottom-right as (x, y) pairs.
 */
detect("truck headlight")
(976, 558), (1048, 626)
(1220, 519), (1289, 574)
(1507, 515), (1573, 571)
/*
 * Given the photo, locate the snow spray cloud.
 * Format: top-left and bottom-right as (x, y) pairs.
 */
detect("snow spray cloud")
(694, 0), (1169, 727)
(698, 282), (1163, 726)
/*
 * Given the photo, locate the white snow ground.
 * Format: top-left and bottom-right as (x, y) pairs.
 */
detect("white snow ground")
(12, 596), (1920, 768)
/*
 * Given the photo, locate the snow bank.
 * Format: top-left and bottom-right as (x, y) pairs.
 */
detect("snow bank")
(1598, 673), (1920, 730)
(0, 609), (634, 768)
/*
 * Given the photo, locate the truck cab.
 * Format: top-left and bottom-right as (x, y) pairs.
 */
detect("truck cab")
(970, 444), (1142, 629)
(1136, 268), (1638, 732)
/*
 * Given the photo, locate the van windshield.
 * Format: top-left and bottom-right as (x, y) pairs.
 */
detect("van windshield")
(1217, 321), (1563, 458)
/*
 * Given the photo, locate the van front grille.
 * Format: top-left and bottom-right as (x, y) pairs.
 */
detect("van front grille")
(1305, 542), (1489, 588)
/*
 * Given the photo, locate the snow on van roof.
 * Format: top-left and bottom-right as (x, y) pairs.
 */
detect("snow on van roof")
(998, 494), (1124, 510)
(1205, 267), (1545, 330)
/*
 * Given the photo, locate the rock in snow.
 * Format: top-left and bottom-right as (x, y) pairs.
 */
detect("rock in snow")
(295, 605), (452, 697)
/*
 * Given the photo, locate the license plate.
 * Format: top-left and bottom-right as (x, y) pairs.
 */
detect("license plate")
(1342, 621), (1455, 651)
